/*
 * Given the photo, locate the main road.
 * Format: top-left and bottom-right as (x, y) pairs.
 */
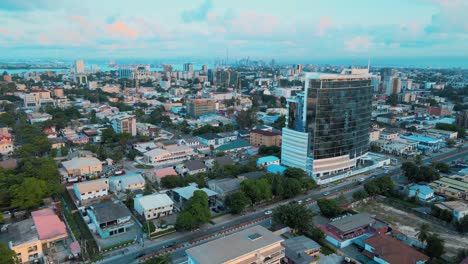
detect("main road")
(97, 146), (468, 264)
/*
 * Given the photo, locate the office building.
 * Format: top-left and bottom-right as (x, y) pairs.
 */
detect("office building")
(186, 225), (284, 264)
(118, 68), (134, 79)
(186, 99), (216, 117)
(74, 60), (84, 73)
(281, 71), (373, 184)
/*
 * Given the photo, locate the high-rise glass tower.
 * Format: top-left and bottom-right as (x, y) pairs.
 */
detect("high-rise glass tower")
(281, 70), (373, 184)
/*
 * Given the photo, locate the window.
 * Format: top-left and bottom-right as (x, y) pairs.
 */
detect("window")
(28, 245), (38, 252)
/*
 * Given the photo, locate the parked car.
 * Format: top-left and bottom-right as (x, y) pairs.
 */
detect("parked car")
(305, 197), (312, 202)
(114, 170), (126, 176)
(322, 191), (331, 196)
(264, 210), (273, 215)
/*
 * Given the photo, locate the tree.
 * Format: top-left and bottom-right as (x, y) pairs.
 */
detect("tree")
(446, 138), (456, 148)
(282, 178), (302, 199)
(456, 215), (468, 233)
(175, 190), (211, 230)
(236, 109), (256, 129)
(272, 204), (314, 234)
(432, 162), (450, 173)
(386, 94), (399, 106)
(160, 175), (186, 189)
(0, 242), (17, 264)
(425, 233), (445, 259)
(336, 193), (349, 207)
(144, 254), (171, 264)
(317, 198), (343, 218)
(284, 167), (307, 179)
(352, 190), (369, 201)
(417, 223), (430, 244)
(10, 178), (47, 209)
(263, 173), (284, 198)
(225, 192), (251, 214)
(240, 178), (272, 204)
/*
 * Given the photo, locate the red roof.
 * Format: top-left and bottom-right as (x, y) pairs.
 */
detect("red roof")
(31, 208), (68, 240)
(364, 234), (429, 264)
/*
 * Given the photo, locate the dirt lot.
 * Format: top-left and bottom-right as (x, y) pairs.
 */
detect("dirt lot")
(355, 201), (468, 258)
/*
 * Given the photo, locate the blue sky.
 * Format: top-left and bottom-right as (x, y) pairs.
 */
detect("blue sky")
(0, 0), (467, 61)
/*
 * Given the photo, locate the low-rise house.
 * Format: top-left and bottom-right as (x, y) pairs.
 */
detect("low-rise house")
(429, 177), (468, 200)
(133, 142), (157, 154)
(205, 155), (235, 169)
(437, 201), (468, 221)
(266, 164), (287, 175)
(181, 160), (207, 175)
(363, 234), (429, 264)
(61, 157), (102, 178)
(134, 193), (174, 220)
(207, 178), (242, 199)
(142, 146), (194, 167)
(0, 133), (13, 155)
(197, 133), (217, 146)
(48, 137), (66, 149)
(146, 167), (178, 183)
(73, 179), (109, 202)
(109, 173), (146, 193)
(67, 134), (90, 144)
(87, 202), (134, 239)
(408, 184), (435, 202)
(215, 139), (250, 153)
(282, 236), (321, 264)
(27, 112), (52, 123)
(256, 156), (280, 168)
(172, 184), (218, 207)
(0, 208), (68, 264)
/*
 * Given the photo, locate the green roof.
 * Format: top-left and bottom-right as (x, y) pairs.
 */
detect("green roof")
(216, 139), (250, 151)
(435, 178), (468, 190)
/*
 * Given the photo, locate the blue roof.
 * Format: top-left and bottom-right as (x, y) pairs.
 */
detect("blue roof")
(409, 184), (434, 196)
(266, 164), (287, 174)
(257, 156), (280, 165)
(215, 139), (250, 151)
(400, 134), (440, 144)
(173, 185), (218, 200)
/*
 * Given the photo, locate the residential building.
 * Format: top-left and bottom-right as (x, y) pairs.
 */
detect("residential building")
(187, 99), (216, 117)
(215, 139), (250, 153)
(73, 179), (109, 202)
(172, 184), (218, 207)
(207, 178), (242, 199)
(250, 129), (281, 147)
(282, 236), (321, 264)
(363, 234), (429, 264)
(408, 184), (435, 202)
(109, 173), (146, 193)
(0, 133), (13, 155)
(180, 160), (207, 175)
(281, 71), (373, 184)
(61, 157), (102, 178)
(399, 134), (443, 153)
(0, 208), (68, 264)
(438, 201), (468, 221)
(257, 156), (280, 168)
(186, 225), (285, 264)
(146, 167), (178, 183)
(87, 202), (134, 239)
(27, 112), (52, 123)
(110, 113), (137, 136)
(134, 193), (174, 220)
(197, 133), (218, 146)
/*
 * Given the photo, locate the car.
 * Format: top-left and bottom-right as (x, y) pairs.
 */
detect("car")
(136, 253), (145, 259)
(264, 210), (273, 215)
(305, 197), (312, 202)
(322, 191), (330, 196)
(297, 200), (303, 205)
(358, 178), (365, 182)
(114, 170), (126, 176)
(217, 205), (225, 211)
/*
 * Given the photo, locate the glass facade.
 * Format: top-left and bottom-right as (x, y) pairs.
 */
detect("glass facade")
(305, 79), (373, 160)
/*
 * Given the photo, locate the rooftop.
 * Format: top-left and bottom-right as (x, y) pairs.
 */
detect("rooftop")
(257, 156), (280, 165)
(207, 178), (242, 194)
(184, 160), (207, 171)
(215, 139), (250, 151)
(442, 200), (468, 212)
(186, 225), (283, 264)
(90, 202), (132, 223)
(135, 193), (174, 211)
(62, 157), (101, 171)
(305, 72), (372, 80)
(31, 208), (67, 240)
(364, 234), (429, 264)
(74, 178), (108, 193)
(266, 164), (287, 174)
(409, 184), (434, 196)
(250, 129), (281, 136)
(282, 236), (321, 264)
(0, 218), (39, 246)
(173, 185), (218, 200)
(328, 212), (375, 233)
(400, 134), (441, 144)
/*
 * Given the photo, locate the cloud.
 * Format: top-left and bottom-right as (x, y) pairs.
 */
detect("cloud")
(105, 20), (138, 39)
(181, 0), (213, 23)
(318, 16), (331, 36)
(344, 36), (374, 52)
(425, 0), (468, 34)
(227, 11), (279, 36)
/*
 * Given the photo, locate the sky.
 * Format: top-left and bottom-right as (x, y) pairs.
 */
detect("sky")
(0, 0), (467, 62)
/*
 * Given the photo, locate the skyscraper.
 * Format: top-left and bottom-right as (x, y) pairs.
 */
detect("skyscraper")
(281, 70), (373, 184)
(183, 63), (194, 73)
(74, 60), (84, 73)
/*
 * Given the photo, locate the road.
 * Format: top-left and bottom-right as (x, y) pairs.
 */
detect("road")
(97, 146), (468, 264)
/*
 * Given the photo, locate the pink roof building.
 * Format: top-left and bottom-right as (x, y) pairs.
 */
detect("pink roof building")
(147, 167), (178, 182)
(31, 208), (68, 243)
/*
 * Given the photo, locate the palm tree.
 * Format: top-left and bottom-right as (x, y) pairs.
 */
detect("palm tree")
(417, 223), (430, 244)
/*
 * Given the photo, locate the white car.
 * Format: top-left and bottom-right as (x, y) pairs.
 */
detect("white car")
(358, 178), (365, 182)
(264, 210), (273, 215)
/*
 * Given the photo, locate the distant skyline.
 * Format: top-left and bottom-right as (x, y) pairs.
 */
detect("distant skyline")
(0, 0), (467, 61)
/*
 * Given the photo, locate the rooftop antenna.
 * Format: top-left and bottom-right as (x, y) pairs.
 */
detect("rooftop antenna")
(367, 57), (371, 71)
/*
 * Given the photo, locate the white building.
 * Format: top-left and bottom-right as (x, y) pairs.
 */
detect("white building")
(109, 174), (146, 193)
(134, 193), (174, 220)
(142, 146), (194, 167)
(73, 179), (109, 202)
